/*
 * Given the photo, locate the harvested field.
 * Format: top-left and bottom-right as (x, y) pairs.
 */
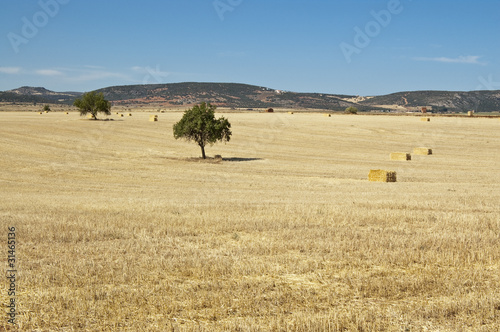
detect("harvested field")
(1, 112), (499, 331)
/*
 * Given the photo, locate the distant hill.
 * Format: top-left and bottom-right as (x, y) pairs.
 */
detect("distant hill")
(2, 86), (81, 104)
(2, 83), (499, 112)
(93, 82), (366, 111)
(358, 90), (500, 112)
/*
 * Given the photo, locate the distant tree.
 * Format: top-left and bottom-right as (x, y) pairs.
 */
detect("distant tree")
(173, 102), (231, 159)
(344, 106), (358, 114)
(432, 106), (448, 113)
(73, 92), (111, 120)
(43, 104), (51, 112)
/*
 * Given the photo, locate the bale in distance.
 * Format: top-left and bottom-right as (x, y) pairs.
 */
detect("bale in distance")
(390, 152), (411, 161)
(149, 115), (158, 122)
(128, 113), (132, 116)
(288, 111), (294, 114)
(120, 114), (124, 117)
(323, 114), (331, 117)
(468, 111), (474, 117)
(413, 147), (432, 155)
(420, 117), (430, 122)
(369, 170), (397, 182)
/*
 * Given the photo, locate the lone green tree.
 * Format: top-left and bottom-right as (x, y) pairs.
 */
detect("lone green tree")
(73, 92), (111, 120)
(43, 104), (51, 112)
(173, 102), (231, 159)
(344, 106), (358, 114)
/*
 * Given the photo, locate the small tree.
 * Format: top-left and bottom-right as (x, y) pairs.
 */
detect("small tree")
(344, 106), (358, 114)
(173, 102), (231, 159)
(43, 104), (51, 112)
(74, 92), (111, 120)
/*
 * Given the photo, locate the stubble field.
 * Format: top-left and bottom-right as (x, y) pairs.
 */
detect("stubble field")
(1, 110), (499, 331)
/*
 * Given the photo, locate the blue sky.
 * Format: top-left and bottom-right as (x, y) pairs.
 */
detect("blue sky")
(1, 0), (499, 96)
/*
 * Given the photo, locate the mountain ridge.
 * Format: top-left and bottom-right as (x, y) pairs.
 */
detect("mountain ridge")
(3, 86), (81, 104)
(2, 83), (500, 112)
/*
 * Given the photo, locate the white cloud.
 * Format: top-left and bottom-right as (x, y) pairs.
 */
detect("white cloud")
(68, 70), (130, 82)
(36, 69), (64, 76)
(131, 66), (144, 72)
(413, 55), (485, 65)
(35, 66), (133, 83)
(0, 67), (21, 74)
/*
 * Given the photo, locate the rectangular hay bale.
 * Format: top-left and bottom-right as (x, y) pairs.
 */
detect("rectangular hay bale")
(420, 117), (430, 121)
(149, 115), (158, 122)
(390, 152), (411, 161)
(369, 170), (397, 182)
(323, 114), (331, 117)
(413, 147), (432, 155)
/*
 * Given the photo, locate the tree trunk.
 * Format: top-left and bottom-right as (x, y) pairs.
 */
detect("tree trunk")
(200, 144), (206, 159)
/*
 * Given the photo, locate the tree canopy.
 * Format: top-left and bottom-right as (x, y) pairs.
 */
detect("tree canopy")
(73, 92), (111, 120)
(344, 106), (358, 114)
(173, 102), (231, 159)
